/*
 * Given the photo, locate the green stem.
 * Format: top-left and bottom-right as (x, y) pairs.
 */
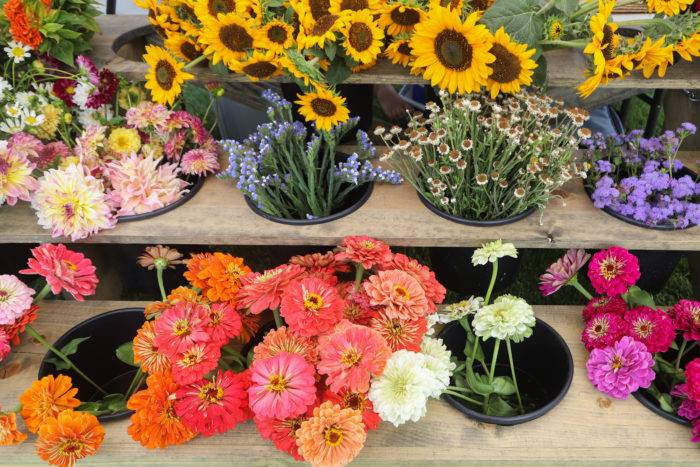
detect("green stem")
(443, 390), (484, 406)
(488, 339), (501, 383)
(569, 276), (593, 300)
(617, 18), (673, 31)
(33, 282), (52, 304)
(156, 267), (167, 301)
(183, 54), (207, 70)
(25, 325), (107, 396)
(484, 260), (498, 306)
(353, 264), (365, 292)
(536, 0), (557, 15)
(675, 340), (688, 370)
(125, 368), (144, 400)
(538, 39), (588, 48)
(506, 339), (524, 414)
(273, 308), (283, 329)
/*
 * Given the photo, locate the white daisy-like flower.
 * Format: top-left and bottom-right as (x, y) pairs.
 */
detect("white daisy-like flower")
(72, 81), (95, 109)
(437, 296), (484, 324)
(473, 295), (535, 343)
(21, 111), (45, 127)
(14, 91), (35, 108)
(471, 239), (518, 266)
(368, 350), (436, 427)
(0, 118), (24, 134)
(4, 41), (31, 64)
(420, 337), (456, 397)
(0, 78), (12, 98)
(5, 104), (23, 118)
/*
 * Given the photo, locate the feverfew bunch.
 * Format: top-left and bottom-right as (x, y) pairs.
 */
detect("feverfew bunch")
(377, 89), (589, 221)
(585, 124), (699, 228)
(541, 246), (700, 445)
(220, 90), (401, 220)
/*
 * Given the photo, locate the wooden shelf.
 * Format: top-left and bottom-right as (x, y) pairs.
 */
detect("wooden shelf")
(1, 300), (697, 464)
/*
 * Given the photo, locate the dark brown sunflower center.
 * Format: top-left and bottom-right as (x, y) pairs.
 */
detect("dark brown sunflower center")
(181, 41), (200, 61)
(311, 97), (337, 116)
(489, 43), (521, 83)
(602, 24), (617, 61)
(340, 0), (368, 11)
(155, 60), (175, 90)
(439, 0), (460, 8)
(267, 25), (288, 44)
(312, 14), (338, 36)
(309, 0), (331, 20)
(348, 22), (373, 52)
(148, 11), (167, 38)
(242, 61), (278, 78)
(434, 29), (472, 71)
(397, 42), (412, 56)
(390, 7), (420, 26)
(472, 0), (494, 10)
(219, 23), (253, 52)
(208, 0), (236, 16)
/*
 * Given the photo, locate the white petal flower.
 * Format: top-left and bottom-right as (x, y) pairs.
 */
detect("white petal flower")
(73, 81), (94, 109)
(472, 239), (518, 266)
(21, 111), (44, 127)
(437, 296), (484, 324)
(420, 337), (456, 397)
(4, 41), (31, 63)
(473, 295), (535, 343)
(0, 78), (12, 98)
(0, 118), (24, 134)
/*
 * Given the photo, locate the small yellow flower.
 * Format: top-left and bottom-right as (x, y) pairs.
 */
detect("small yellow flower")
(108, 128), (142, 155)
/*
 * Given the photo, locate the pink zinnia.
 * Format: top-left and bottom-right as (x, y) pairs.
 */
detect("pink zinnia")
(153, 302), (210, 358)
(20, 244), (98, 302)
(171, 342), (221, 386)
(335, 236), (393, 269)
(236, 264), (305, 315)
(587, 247), (640, 296)
(175, 370), (251, 436)
(672, 384), (700, 420)
(693, 419), (700, 443)
(370, 311), (427, 352)
(363, 270), (430, 321)
(317, 321), (391, 393)
(685, 358), (700, 402)
(379, 253), (446, 312)
(581, 313), (627, 351)
(280, 278), (344, 337)
(0, 329), (10, 361)
(204, 302), (242, 345)
(0, 275), (34, 326)
(670, 300), (700, 343)
(582, 295), (628, 322)
(323, 389), (381, 431)
(253, 326), (318, 368)
(623, 307), (676, 354)
(337, 282), (379, 326)
(586, 336), (655, 399)
(180, 149), (219, 176)
(254, 412), (311, 461)
(539, 248), (591, 296)
(247, 352), (316, 419)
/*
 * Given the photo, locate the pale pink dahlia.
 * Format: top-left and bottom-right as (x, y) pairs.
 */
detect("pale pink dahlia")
(539, 249), (591, 296)
(0, 275), (34, 325)
(0, 144), (38, 206)
(180, 149), (219, 176)
(587, 247), (640, 296)
(363, 269), (430, 320)
(586, 336), (655, 399)
(623, 307), (676, 354)
(125, 102), (171, 131)
(105, 155), (188, 216)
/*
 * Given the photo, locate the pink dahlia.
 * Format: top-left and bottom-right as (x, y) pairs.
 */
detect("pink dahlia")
(623, 307), (676, 354)
(686, 358), (700, 402)
(335, 236), (393, 269)
(153, 302), (210, 358)
(586, 336), (655, 399)
(247, 352), (317, 419)
(171, 342), (221, 385)
(253, 326), (318, 368)
(280, 278), (344, 337)
(670, 300), (700, 343)
(175, 370), (250, 436)
(587, 247), (640, 296)
(204, 302), (242, 345)
(370, 311), (427, 352)
(539, 248), (591, 296)
(363, 270), (430, 321)
(581, 313), (627, 351)
(126, 102), (171, 131)
(36, 142), (70, 170)
(0, 329), (11, 361)
(0, 275), (34, 326)
(20, 244), (98, 301)
(105, 154), (189, 216)
(378, 253), (446, 312)
(0, 143), (38, 206)
(236, 264), (305, 315)
(582, 295), (628, 322)
(317, 321), (391, 393)
(180, 149), (219, 176)
(254, 412), (311, 461)
(323, 389), (381, 431)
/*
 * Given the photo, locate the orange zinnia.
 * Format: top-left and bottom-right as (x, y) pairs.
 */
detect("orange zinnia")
(237, 310), (262, 345)
(0, 411), (27, 446)
(36, 410), (104, 467)
(167, 286), (204, 305)
(20, 375), (80, 433)
(133, 321), (170, 375)
(144, 300), (170, 319)
(127, 372), (196, 449)
(184, 253), (251, 303)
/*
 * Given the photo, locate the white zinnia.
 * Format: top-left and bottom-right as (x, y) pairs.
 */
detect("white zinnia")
(471, 240), (518, 266)
(473, 295), (535, 342)
(437, 296), (484, 324)
(368, 350), (435, 427)
(420, 337), (456, 397)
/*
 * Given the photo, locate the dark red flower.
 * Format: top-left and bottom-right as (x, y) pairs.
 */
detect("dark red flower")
(582, 295), (628, 322)
(52, 79), (78, 107)
(86, 69), (118, 109)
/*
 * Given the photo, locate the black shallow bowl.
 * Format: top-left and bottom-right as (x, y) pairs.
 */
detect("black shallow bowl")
(244, 182), (373, 226)
(38, 308), (146, 422)
(438, 319), (574, 426)
(633, 390), (692, 427)
(118, 175), (204, 223)
(417, 191), (536, 227)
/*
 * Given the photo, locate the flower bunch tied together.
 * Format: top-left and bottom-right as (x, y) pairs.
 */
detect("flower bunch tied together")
(540, 246), (700, 444)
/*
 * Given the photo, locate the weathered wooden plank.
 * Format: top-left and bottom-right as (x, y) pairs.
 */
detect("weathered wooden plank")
(0, 301), (697, 464)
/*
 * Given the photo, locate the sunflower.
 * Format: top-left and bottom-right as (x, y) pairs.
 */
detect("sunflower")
(329, 0), (382, 15)
(351, 59), (377, 72)
(295, 87), (350, 131)
(199, 13), (258, 67)
(379, 2), (427, 36)
(297, 14), (343, 49)
(259, 20), (295, 52)
(674, 32), (700, 62)
(193, 0), (237, 22)
(577, 56), (626, 98)
(342, 9), (384, 64)
(143, 45), (194, 106)
(411, 8), (495, 94)
(164, 31), (202, 61)
(149, 4), (182, 38)
(545, 16), (565, 40)
(631, 36), (675, 78)
(428, 0), (462, 12)
(232, 50), (282, 81)
(470, 0), (495, 11)
(583, 0), (631, 74)
(385, 38), (413, 67)
(646, 0), (693, 16)
(486, 27), (537, 98)
(238, 0), (263, 25)
(293, 0), (332, 26)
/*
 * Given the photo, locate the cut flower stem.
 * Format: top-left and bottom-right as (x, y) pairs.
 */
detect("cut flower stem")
(506, 339), (524, 414)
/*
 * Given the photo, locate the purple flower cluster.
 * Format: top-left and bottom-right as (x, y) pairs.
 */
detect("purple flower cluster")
(335, 153), (402, 185)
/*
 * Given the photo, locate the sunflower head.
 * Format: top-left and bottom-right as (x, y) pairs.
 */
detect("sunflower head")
(297, 13), (343, 49)
(545, 16), (565, 40)
(295, 87), (350, 132)
(342, 9), (385, 64)
(259, 20), (295, 52)
(294, 0), (332, 25)
(199, 13), (258, 66)
(143, 45), (194, 106)
(165, 31), (202, 61)
(385, 38), (414, 67)
(194, 0), (237, 22)
(232, 50), (282, 80)
(486, 27), (538, 98)
(379, 2), (427, 36)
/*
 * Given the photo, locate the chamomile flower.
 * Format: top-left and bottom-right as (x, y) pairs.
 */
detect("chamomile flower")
(22, 111), (45, 127)
(0, 118), (24, 134)
(0, 78), (12, 97)
(4, 41), (31, 63)
(5, 105), (23, 118)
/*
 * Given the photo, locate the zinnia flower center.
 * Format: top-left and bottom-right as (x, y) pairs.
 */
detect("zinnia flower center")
(611, 355), (623, 371)
(600, 258), (622, 280)
(392, 285), (410, 300)
(309, 0), (331, 20)
(361, 240), (375, 249)
(181, 351), (202, 366)
(311, 97), (337, 117)
(343, 392), (366, 411)
(155, 60), (175, 90)
(0, 290), (8, 301)
(348, 22), (372, 52)
(242, 61), (278, 79)
(199, 383), (225, 403)
(303, 292), (324, 311)
(489, 43), (522, 83)
(267, 374), (287, 392)
(634, 319), (654, 338)
(60, 439), (84, 455)
(340, 347), (362, 367)
(435, 30), (472, 71)
(323, 425), (344, 446)
(267, 25), (288, 43)
(602, 24), (617, 61)
(692, 308), (700, 325)
(390, 6), (420, 26)
(173, 319), (190, 336)
(219, 24), (253, 52)
(63, 260), (77, 271)
(590, 319), (609, 338)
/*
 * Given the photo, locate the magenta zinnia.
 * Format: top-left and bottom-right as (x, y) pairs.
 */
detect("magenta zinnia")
(539, 248), (591, 296)
(582, 295), (628, 322)
(670, 300), (700, 343)
(20, 244), (99, 301)
(581, 313), (627, 351)
(623, 306), (676, 354)
(153, 302), (210, 358)
(586, 336), (655, 399)
(587, 247), (640, 296)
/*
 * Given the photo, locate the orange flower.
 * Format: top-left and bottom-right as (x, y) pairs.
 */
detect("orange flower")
(36, 410), (104, 467)
(133, 321), (170, 375)
(144, 300), (170, 319)
(167, 286), (204, 305)
(0, 410), (26, 446)
(127, 372), (196, 449)
(296, 401), (367, 467)
(183, 253), (209, 290)
(237, 310), (262, 345)
(20, 375), (80, 433)
(184, 253), (251, 303)
(3, 0), (44, 49)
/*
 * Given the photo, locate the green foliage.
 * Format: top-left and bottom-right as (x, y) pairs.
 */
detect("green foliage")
(623, 286), (656, 309)
(79, 394), (127, 416)
(481, 0), (544, 51)
(45, 337), (90, 371)
(116, 342), (137, 367)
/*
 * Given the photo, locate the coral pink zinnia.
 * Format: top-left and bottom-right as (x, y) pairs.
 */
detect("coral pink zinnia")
(370, 311), (427, 352)
(204, 302), (242, 345)
(0, 275), (34, 325)
(248, 352), (317, 419)
(670, 300), (700, 343)
(280, 278), (344, 337)
(20, 244), (98, 302)
(335, 236), (392, 269)
(253, 326), (318, 368)
(323, 389), (381, 431)
(254, 412), (311, 461)
(153, 302), (210, 358)
(171, 342), (221, 386)
(175, 370), (251, 436)
(363, 270), (430, 321)
(623, 307), (676, 354)
(317, 321), (391, 393)
(378, 253), (446, 312)
(587, 247), (640, 296)
(581, 313), (627, 352)
(582, 295), (628, 322)
(586, 336), (655, 399)
(236, 264), (305, 315)
(685, 358), (700, 402)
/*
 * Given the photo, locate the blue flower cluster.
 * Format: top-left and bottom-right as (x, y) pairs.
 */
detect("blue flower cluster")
(335, 153), (403, 185)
